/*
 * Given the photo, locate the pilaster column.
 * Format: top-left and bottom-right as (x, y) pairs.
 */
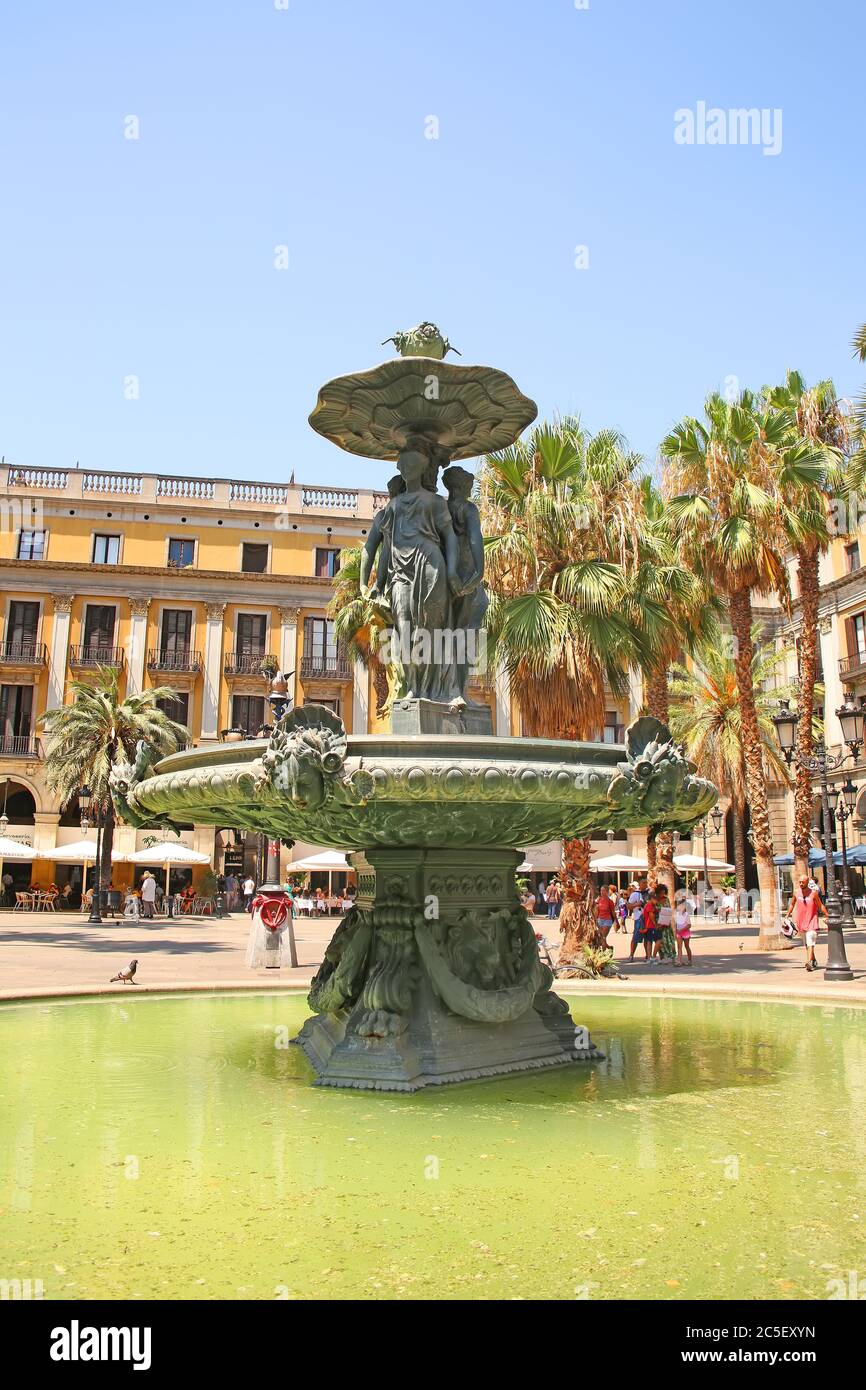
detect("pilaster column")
(127, 598), (150, 695)
(352, 658), (369, 734)
(279, 606), (301, 707)
(202, 603), (226, 740)
(46, 594), (74, 710)
(494, 664), (512, 737)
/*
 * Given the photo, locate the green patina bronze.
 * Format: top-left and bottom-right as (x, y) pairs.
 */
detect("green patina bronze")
(113, 331), (719, 1091)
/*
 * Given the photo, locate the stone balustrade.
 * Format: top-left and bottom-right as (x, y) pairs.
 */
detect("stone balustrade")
(1, 463), (384, 517)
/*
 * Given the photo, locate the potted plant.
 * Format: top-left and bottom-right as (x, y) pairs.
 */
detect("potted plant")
(259, 654), (280, 679)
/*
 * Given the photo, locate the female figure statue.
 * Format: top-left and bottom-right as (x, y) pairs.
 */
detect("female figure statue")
(443, 465), (488, 700)
(380, 440), (462, 703)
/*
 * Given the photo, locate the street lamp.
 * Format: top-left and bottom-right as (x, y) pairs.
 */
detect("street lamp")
(835, 777), (859, 931)
(771, 698), (860, 981)
(79, 785), (103, 926)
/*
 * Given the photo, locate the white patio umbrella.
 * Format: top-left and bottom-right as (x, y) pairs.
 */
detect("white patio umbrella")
(673, 853), (735, 872)
(126, 840), (210, 899)
(42, 837), (126, 899)
(589, 853), (649, 871)
(288, 849), (349, 898)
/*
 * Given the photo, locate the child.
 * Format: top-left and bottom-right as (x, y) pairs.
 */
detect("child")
(675, 897), (693, 966)
(641, 889), (659, 961)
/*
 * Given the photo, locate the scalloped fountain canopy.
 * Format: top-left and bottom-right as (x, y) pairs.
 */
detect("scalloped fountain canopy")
(116, 330), (718, 1091)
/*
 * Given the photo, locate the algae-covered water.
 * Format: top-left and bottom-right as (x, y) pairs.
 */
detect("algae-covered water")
(1, 992), (864, 1300)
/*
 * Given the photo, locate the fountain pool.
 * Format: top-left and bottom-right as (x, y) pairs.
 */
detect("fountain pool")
(1, 991), (865, 1300)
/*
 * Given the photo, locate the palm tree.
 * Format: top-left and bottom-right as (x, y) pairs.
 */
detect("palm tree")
(661, 389), (824, 948)
(38, 667), (187, 885)
(667, 635), (795, 891)
(479, 418), (665, 964)
(328, 544), (391, 719)
(632, 476), (721, 897)
(764, 370), (847, 878)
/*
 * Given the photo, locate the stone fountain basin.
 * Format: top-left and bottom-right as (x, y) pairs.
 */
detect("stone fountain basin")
(127, 730), (716, 850)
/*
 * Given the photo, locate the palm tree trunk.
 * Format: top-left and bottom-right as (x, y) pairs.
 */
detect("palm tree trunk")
(793, 545), (819, 878)
(557, 836), (598, 965)
(100, 799), (115, 888)
(645, 666), (676, 898)
(728, 589), (781, 948)
(731, 800), (747, 894)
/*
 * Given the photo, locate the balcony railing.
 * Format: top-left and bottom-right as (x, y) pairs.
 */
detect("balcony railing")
(70, 644), (125, 669)
(224, 651), (277, 676)
(300, 653), (352, 682)
(839, 653), (866, 682)
(0, 735), (42, 758)
(147, 648), (203, 674)
(0, 640), (48, 666)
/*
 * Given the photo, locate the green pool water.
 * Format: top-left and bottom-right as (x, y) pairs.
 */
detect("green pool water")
(1, 991), (864, 1301)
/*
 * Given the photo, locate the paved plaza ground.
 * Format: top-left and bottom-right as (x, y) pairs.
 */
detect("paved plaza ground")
(1, 906), (865, 1005)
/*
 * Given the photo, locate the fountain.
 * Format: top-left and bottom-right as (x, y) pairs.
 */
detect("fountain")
(110, 326), (717, 1090)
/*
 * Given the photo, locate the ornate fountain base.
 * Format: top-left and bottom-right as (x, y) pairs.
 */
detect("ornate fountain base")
(294, 848), (603, 1091)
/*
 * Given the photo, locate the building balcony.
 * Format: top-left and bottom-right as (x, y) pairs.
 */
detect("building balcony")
(69, 643), (125, 670)
(839, 653), (866, 684)
(0, 640), (48, 669)
(224, 651), (278, 678)
(0, 734), (42, 758)
(300, 653), (352, 682)
(147, 648), (203, 675)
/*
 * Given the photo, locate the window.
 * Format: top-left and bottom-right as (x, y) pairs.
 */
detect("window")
(7, 602), (39, 655)
(83, 605), (116, 650)
(167, 538), (196, 568)
(313, 698), (342, 717)
(846, 542), (861, 574)
(304, 617), (338, 673)
(232, 695), (265, 736)
(92, 534), (121, 564)
(0, 684), (33, 740)
(237, 613), (267, 656)
(161, 609), (192, 654)
(601, 711), (622, 745)
(158, 692), (190, 738)
(17, 529), (46, 560)
(848, 613), (866, 661)
(241, 542), (269, 574)
(315, 547), (341, 579)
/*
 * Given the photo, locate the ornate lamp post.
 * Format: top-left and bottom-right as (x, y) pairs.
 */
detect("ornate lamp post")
(771, 697), (862, 982)
(835, 777), (859, 931)
(79, 785), (103, 926)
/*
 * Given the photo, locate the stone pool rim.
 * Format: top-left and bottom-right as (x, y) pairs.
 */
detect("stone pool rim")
(2, 981), (866, 1013)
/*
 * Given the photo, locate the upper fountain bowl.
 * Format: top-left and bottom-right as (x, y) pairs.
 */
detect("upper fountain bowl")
(308, 357), (538, 462)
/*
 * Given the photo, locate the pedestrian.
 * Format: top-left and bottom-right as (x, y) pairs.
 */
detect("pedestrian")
(546, 879), (561, 920)
(140, 870), (157, 919)
(536, 879), (547, 912)
(595, 883), (615, 947)
(786, 873), (827, 972)
(655, 884), (676, 961)
(225, 872), (238, 910)
(243, 874), (256, 912)
(627, 882), (645, 961)
(615, 888), (628, 932)
(674, 897), (693, 965)
(720, 886), (737, 923)
(1, 870), (13, 907)
(641, 888), (659, 961)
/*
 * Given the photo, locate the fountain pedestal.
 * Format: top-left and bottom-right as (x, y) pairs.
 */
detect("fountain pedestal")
(295, 847), (601, 1091)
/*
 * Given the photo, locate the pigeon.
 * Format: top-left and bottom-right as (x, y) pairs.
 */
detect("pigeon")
(110, 958), (139, 984)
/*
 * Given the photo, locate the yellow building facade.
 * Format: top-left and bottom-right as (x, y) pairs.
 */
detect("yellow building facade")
(0, 462), (643, 893)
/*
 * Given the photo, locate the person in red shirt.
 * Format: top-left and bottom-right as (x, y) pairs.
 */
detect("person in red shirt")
(786, 874), (827, 972)
(640, 889), (659, 961)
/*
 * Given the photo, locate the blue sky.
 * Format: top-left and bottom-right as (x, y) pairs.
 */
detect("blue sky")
(1, 0), (864, 491)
